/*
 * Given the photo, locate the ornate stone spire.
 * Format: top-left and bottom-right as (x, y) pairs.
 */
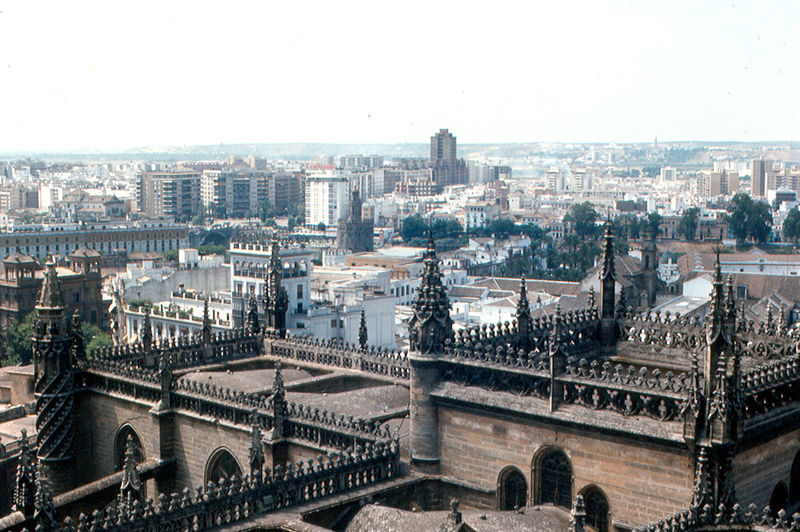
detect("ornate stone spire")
(201, 298), (211, 344)
(599, 219), (616, 322)
(272, 360), (285, 401)
(549, 304), (566, 412)
(358, 309), (368, 350)
(408, 230), (453, 354)
(70, 310), (85, 362)
(600, 219), (616, 283)
(271, 361), (286, 439)
(33, 261), (75, 490)
(687, 251), (741, 518)
(570, 494), (586, 532)
(34, 465), (56, 532)
(246, 295), (260, 334)
(38, 261), (64, 310)
(515, 275), (532, 350)
(118, 435), (143, 505)
(141, 307), (153, 352)
(588, 285), (595, 308)
(249, 424), (264, 482)
(13, 429), (35, 518)
(705, 251), (731, 384)
(264, 240), (288, 337)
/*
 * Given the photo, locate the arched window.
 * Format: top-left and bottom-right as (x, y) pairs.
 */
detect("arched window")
(114, 424), (144, 470)
(580, 485), (610, 532)
(790, 450), (800, 505)
(497, 467), (527, 510)
(205, 448), (243, 484)
(771, 481), (789, 516)
(534, 448), (572, 508)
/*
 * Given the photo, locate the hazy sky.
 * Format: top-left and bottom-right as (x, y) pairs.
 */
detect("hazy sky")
(0, 1), (798, 151)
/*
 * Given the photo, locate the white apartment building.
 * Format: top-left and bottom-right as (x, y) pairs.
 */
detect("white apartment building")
(305, 173), (350, 227)
(464, 201), (501, 229)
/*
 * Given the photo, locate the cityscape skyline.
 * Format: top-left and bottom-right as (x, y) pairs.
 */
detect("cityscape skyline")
(0, 1), (797, 152)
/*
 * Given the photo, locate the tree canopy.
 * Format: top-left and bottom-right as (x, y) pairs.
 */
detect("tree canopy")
(678, 208), (700, 241)
(400, 214), (466, 251)
(563, 202), (600, 240)
(646, 212), (662, 238)
(727, 193), (772, 244)
(0, 312), (113, 366)
(784, 207), (800, 245)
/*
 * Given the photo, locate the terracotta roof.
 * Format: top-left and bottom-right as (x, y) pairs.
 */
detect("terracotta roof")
(449, 286), (488, 299)
(70, 247), (102, 258)
(586, 255), (643, 280)
(2, 251), (36, 264)
(471, 277), (582, 297)
(724, 273), (800, 301)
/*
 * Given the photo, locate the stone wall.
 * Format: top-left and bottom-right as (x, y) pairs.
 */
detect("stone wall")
(74, 392), (156, 488)
(167, 413), (251, 488)
(437, 406), (693, 528)
(734, 428), (800, 509)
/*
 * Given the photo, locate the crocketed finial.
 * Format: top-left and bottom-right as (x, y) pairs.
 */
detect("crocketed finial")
(119, 435), (143, 505)
(358, 309), (368, 350)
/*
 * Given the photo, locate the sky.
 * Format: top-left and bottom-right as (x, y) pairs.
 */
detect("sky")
(0, 1), (798, 151)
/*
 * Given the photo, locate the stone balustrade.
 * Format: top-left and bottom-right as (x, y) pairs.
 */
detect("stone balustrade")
(265, 332), (409, 380)
(638, 502), (800, 531)
(40, 440), (400, 532)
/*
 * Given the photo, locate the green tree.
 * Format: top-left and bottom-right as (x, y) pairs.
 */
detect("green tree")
(563, 202), (600, 240)
(482, 218), (516, 238)
(259, 200), (275, 222)
(728, 193), (773, 244)
(316, 222), (327, 232)
(678, 208), (699, 241)
(198, 244), (226, 255)
(400, 214), (429, 241)
(646, 212), (662, 238)
(0, 311), (37, 366)
(784, 207), (800, 246)
(82, 322), (113, 355)
(190, 205), (207, 226)
(164, 249), (179, 262)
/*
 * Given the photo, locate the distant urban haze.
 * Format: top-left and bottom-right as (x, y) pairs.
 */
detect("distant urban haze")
(0, 1), (798, 152)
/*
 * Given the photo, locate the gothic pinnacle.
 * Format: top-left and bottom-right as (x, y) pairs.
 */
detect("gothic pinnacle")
(38, 261), (65, 310)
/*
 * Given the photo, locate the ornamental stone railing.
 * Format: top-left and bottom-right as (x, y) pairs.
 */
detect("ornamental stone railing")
(740, 354), (800, 419)
(619, 311), (706, 352)
(265, 332), (410, 380)
(90, 329), (263, 370)
(638, 502), (800, 532)
(619, 309), (799, 361)
(451, 321), (519, 349)
(0, 432), (35, 464)
(36, 440), (400, 532)
(439, 350), (690, 423)
(450, 309), (600, 355)
(82, 360), (393, 451)
(443, 343), (551, 371)
(560, 359), (690, 422)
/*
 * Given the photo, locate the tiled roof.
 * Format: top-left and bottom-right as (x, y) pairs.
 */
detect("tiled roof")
(471, 277), (582, 297)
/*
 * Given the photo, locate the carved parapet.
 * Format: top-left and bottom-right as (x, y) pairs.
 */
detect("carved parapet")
(740, 355), (800, 419)
(560, 358), (690, 422)
(56, 436), (399, 532)
(265, 335), (410, 380)
(636, 502), (800, 531)
(619, 312), (706, 352)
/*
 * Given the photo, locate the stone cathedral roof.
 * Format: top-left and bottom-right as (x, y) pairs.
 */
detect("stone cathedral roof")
(346, 504), (572, 532)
